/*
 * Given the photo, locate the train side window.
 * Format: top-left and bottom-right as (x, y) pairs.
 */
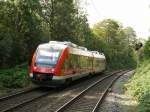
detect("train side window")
(80, 56), (87, 68)
(88, 57), (93, 68)
(62, 58), (69, 71)
(70, 54), (78, 70)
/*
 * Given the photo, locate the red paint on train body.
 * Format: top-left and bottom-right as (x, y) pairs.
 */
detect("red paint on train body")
(29, 41), (106, 86)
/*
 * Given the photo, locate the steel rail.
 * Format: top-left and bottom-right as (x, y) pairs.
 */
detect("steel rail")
(0, 87), (39, 101)
(92, 70), (129, 112)
(1, 91), (52, 112)
(55, 70), (123, 112)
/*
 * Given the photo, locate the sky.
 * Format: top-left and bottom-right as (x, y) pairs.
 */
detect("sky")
(82, 0), (150, 39)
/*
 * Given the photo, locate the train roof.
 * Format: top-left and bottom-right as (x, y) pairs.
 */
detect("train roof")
(38, 41), (105, 59)
(38, 41), (67, 49)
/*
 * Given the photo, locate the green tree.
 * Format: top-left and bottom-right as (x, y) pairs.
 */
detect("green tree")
(92, 19), (137, 69)
(123, 27), (137, 47)
(0, 0), (44, 67)
(143, 37), (150, 59)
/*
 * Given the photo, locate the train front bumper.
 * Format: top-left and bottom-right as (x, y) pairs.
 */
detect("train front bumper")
(29, 73), (66, 86)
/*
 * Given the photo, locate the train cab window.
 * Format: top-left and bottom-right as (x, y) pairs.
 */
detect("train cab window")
(35, 47), (62, 68)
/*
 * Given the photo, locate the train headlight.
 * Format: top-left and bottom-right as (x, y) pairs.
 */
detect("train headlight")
(29, 73), (33, 78)
(51, 68), (55, 72)
(34, 66), (37, 69)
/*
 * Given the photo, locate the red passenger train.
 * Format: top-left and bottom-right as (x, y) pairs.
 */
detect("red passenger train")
(29, 41), (106, 86)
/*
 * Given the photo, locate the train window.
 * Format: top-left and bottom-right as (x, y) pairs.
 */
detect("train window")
(35, 47), (62, 68)
(88, 57), (93, 68)
(62, 53), (79, 74)
(79, 56), (87, 68)
(62, 54), (96, 74)
(62, 58), (70, 70)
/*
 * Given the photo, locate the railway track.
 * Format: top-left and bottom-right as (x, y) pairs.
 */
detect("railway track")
(0, 87), (38, 101)
(0, 71), (110, 112)
(0, 87), (54, 112)
(12, 72), (114, 112)
(55, 70), (129, 112)
(0, 70), (129, 112)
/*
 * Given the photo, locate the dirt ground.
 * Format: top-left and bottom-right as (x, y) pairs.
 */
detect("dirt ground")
(99, 71), (138, 112)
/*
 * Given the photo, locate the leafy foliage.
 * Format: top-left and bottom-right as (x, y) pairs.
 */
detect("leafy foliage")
(0, 64), (30, 88)
(143, 37), (150, 59)
(92, 19), (137, 69)
(125, 37), (150, 112)
(0, 0), (44, 67)
(125, 60), (150, 112)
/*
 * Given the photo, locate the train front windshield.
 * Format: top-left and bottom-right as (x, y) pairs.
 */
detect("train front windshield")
(35, 47), (62, 68)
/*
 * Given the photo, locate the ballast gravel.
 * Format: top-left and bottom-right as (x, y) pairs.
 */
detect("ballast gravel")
(99, 70), (138, 112)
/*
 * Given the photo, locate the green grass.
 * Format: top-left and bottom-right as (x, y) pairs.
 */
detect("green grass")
(0, 64), (31, 89)
(125, 59), (150, 112)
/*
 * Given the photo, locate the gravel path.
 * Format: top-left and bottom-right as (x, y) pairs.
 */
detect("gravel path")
(99, 70), (138, 112)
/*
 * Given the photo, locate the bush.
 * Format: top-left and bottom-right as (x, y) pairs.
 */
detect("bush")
(0, 64), (31, 88)
(143, 37), (150, 59)
(125, 60), (150, 112)
(138, 92), (150, 112)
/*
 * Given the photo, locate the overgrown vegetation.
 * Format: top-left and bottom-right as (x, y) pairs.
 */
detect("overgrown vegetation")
(0, 64), (30, 88)
(143, 37), (150, 59)
(125, 38), (150, 112)
(92, 20), (137, 69)
(0, 0), (137, 89)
